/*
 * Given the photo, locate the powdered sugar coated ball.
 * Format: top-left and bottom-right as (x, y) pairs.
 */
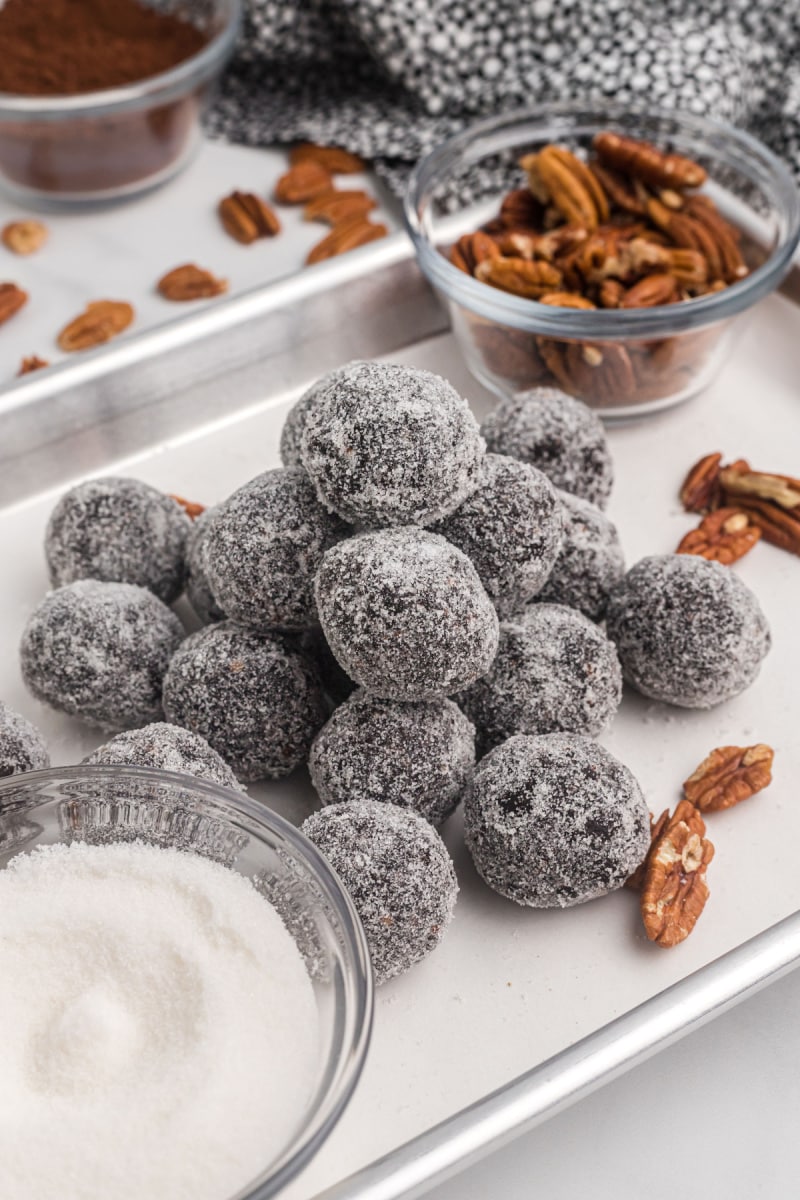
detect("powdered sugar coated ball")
(20, 581), (184, 730)
(84, 722), (244, 791)
(605, 554), (771, 708)
(280, 363), (365, 468)
(301, 361), (485, 526)
(537, 490), (625, 621)
(458, 604), (622, 755)
(315, 527), (499, 700)
(0, 701), (49, 776)
(481, 387), (613, 509)
(464, 733), (650, 907)
(186, 509), (225, 625)
(302, 800), (458, 983)
(430, 453), (563, 618)
(162, 623), (326, 781)
(309, 691), (475, 825)
(45, 477), (191, 604)
(204, 469), (348, 632)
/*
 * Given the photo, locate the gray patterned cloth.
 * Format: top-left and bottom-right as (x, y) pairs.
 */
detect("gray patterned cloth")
(206, 0), (800, 194)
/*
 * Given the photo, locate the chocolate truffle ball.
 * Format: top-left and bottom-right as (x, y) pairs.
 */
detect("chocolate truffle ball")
(309, 691), (475, 825)
(84, 722), (244, 791)
(280, 364), (364, 469)
(162, 622), (326, 780)
(20, 581), (184, 730)
(301, 361), (484, 527)
(45, 477), (191, 604)
(605, 554), (771, 708)
(430, 454), (564, 618)
(537, 490), (625, 621)
(204, 468), (348, 632)
(186, 509), (225, 625)
(300, 627), (356, 707)
(458, 604), (622, 755)
(302, 800), (458, 983)
(480, 387), (613, 509)
(315, 527), (499, 700)
(0, 701), (49, 776)
(464, 733), (650, 907)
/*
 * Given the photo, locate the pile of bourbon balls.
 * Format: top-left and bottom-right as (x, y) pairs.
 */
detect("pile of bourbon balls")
(7, 362), (770, 984)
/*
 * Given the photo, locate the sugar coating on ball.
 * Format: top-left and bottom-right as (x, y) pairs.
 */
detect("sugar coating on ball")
(309, 691), (475, 825)
(301, 361), (485, 527)
(20, 580), (184, 731)
(302, 800), (458, 984)
(458, 604), (622, 755)
(280, 364), (365, 468)
(300, 627), (356, 707)
(0, 700), (49, 777)
(430, 453), (564, 619)
(84, 722), (245, 791)
(186, 509), (225, 625)
(315, 527), (500, 701)
(204, 468), (348, 632)
(481, 387), (613, 509)
(537, 490), (625, 621)
(162, 622), (326, 781)
(605, 554), (771, 708)
(45, 476), (191, 604)
(464, 733), (650, 907)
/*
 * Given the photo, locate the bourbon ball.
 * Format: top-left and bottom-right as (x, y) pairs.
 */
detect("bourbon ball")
(280, 364), (364, 468)
(185, 509), (225, 625)
(537, 490), (625, 621)
(0, 700), (49, 776)
(84, 722), (244, 792)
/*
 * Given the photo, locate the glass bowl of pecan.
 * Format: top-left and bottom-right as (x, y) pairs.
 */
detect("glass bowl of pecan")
(404, 105), (800, 418)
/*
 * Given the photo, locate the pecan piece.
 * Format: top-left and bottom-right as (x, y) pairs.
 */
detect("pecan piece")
(2, 219), (47, 255)
(719, 464), (800, 556)
(475, 257), (562, 299)
(303, 190), (376, 224)
(169, 494), (206, 520)
(590, 162), (647, 215)
(452, 231), (501, 274)
(0, 281), (27, 326)
(538, 292), (596, 309)
(599, 279), (625, 308)
(306, 217), (388, 265)
(565, 340), (636, 402)
(157, 264), (228, 302)
(594, 131), (707, 190)
(57, 300), (134, 352)
(620, 272), (678, 308)
(499, 187), (544, 229)
(640, 800), (714, 948)
(520, 146), (609, 229)
(274, 161), (333, 204)
(680, 452), (723, 512)
(219, 191), (281, 244)
(683, 744), (774, 813)
(18, 355), (48, 375)
(289, 143), (365, 174)
(626, 810), (671, 892)
(683, 196), (747, 282)
(677, 506), (761, 564)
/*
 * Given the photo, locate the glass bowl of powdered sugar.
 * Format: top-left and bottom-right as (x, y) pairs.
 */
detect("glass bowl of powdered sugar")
(0, 764), (373, 1200)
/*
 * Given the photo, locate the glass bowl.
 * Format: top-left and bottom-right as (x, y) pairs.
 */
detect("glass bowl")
(0, 764), (373, 1199)
(0, 0), (241, 207)
(404, 104), (800, 419)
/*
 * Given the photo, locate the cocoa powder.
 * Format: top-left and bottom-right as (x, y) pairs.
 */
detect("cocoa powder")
(0, 0), (208, 97)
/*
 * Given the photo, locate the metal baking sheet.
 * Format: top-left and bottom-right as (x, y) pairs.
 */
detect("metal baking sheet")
(0, 253), (798, 1200)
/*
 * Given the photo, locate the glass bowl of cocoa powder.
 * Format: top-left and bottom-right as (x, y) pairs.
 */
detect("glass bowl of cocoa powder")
(0, 0), (240, 206)
(404, 104), (800, 419)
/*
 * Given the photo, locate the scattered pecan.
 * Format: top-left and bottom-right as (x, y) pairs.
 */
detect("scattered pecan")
(677, 506), (761, 564)
(475, 257), (562, 299)
(169, 494), (206, 520)
(594, 131), (707, 190)
(640, 800), (714, 948)
(620, 272), (678, 308)
(157, 264), (228, 302)
(2, 219), (47, 255)
(683, 744), (774, 813)
(306, 217), (388, 264)
(680, 452), (724, 512)
(625, 810), (671, 892)
(289, 143), (365, 174)
(0, 281), (28, 325)
(274, 161), (333, 204)
(303, 190), (376, 224)
(57, 300), (134, 352)
(682, 457), (800, 557)
(521, 145), (609, 229)
(18, 355), (48, 375)
(219, 191), (281, 244)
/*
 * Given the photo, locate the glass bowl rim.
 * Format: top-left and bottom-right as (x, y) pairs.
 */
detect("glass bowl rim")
(403, 101), (800, 341)
(0, 0), (242, 116)
(0, 761), (374, 1200)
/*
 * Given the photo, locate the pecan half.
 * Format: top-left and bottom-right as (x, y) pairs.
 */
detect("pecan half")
(680, 452), (723, 512)
(475, 257), (562, 299)
(306, 217), (388, 264)
(676, 506), (761, 564)
(594, 131), (707, 190)
(620, 272), (678, 308)
(303, 190), (376, 224)
(521, 146), (609, 229)
(626, 810), (671, 892)
(219, 192), (281, 243)
(289, 143), (365, 174)
(18, 355), (48, 375)
(157, 264), (228, 301)
(57, 301), (134, 352)
(499, 187), (544, 229)
(599, 279), (626, 308)
(719, 464), (800, 556)
(683, 744), (774, 813)
(590, 163), (647, 215)
(451, 231), (501, 274)
(538, 291), (596, 309)
(274, 161), (333, 204)
(169, 494), (206, 520)
(640, 800), (714, 948)
(2, 219), (47, 255)
(0, 282), (27, 326)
